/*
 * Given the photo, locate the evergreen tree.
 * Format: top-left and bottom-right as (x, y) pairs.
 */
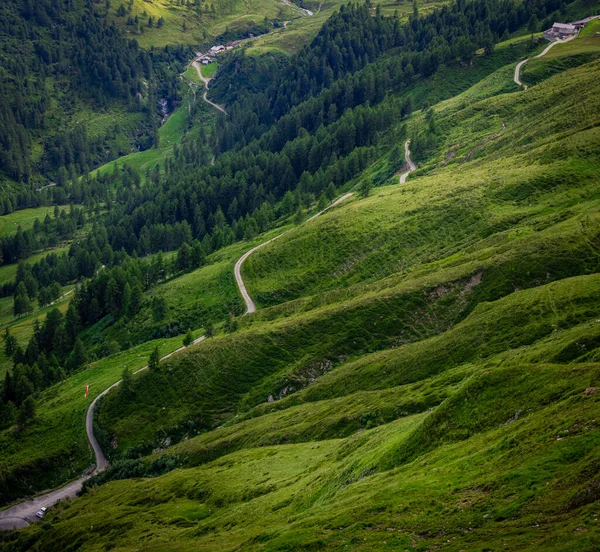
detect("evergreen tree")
(17, 396), (36, 427)
(152, 296), (168, 321)
(2, 401), (16, 428)
(359, 179), (372, 198)
(225, 315), (238, 333)
(528, 14), (539, 33)
(149, 346), (160, 371)
(13, 282), (31, 316)
(66, 339), (88, 372)
(294, 208), (304, 225)
(183, 329), (194, 347)
(121, 366), (133, 396)
(4, 328), (17, 357)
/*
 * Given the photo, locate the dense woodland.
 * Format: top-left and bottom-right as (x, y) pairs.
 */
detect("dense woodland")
(0, 0), (191, 191)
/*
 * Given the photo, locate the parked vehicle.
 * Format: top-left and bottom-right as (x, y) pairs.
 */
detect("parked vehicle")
(35, 507), (46, 519)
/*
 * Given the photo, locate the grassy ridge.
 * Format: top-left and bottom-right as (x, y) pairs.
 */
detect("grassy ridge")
(244, 60), (600, 308)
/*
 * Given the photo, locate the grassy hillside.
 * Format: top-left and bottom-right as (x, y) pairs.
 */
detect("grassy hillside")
(101, 0), (297, 49)
(0, 206), (71, 238)
(2, 5), (600, 551)
(0, 230), (279, 505)
(2, 40), (596, 550)
(103, 0), (449, 54)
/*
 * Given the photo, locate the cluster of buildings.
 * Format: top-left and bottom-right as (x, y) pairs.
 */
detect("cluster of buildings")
(197, 40), (242, 65)
(543, 15), (599, 40)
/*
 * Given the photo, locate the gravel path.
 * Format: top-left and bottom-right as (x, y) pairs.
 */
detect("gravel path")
(192, 61), (227, 114)
(399, 140), (416, 184)
(235, 193), (354, 314)
(514, 35), (577, 89)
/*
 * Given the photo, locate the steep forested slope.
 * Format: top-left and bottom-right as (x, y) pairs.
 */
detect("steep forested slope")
(0, 0), (190, 201)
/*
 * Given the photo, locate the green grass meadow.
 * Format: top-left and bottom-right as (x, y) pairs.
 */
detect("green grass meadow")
(2, 24), (600, 552)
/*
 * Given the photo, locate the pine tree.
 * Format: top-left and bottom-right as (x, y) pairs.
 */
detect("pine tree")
(359, 179), (372, 198)
(2, 401), (16, 428)
(13, 282), (31, 316)
(225, 315), (238, 333)
(325, 182), (337, 201)
(177, 242), (192, 271)
(121, 366), (133, 396)
(294, 208), (304, 225)
(4, 328), (17, 357)
(528, 14), (539, 34)
(149, 346), (160, 371)
(67, 339), (88, 372)
(17, 396), (36, 427)
(152, 296), (168, 321)
(317, 194), (327, 211)
(121, 282), (132, 317)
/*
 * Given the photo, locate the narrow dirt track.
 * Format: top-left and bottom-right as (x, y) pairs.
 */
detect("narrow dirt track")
(399, 140), (416, 184)
(514, 34), (577, 89)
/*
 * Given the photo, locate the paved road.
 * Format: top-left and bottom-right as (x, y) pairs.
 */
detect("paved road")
(514, 35), (577, 89)
(399, 140), (416, 184)
(0, 477), (89, 529)
(235, 193), (354, 314)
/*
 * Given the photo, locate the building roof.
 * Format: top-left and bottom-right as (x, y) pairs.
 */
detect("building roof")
(553, 22), (576, 30)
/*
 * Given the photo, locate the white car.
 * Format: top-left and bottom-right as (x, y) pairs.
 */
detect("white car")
(35, 507), (46, 519)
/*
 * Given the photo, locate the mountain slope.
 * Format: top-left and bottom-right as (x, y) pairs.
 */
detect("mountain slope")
(3, 38), (598, 550)
(2, 0), (600, 548)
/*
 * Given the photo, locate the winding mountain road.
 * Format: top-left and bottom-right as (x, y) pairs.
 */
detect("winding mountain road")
(234, 193), (353, 314)
(0, 332), (207, 529)
(514, 34), (577, 89)
(399, 140), (416, 184)
(191, 61), (227, 114)
(0, 194), (353, 529)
